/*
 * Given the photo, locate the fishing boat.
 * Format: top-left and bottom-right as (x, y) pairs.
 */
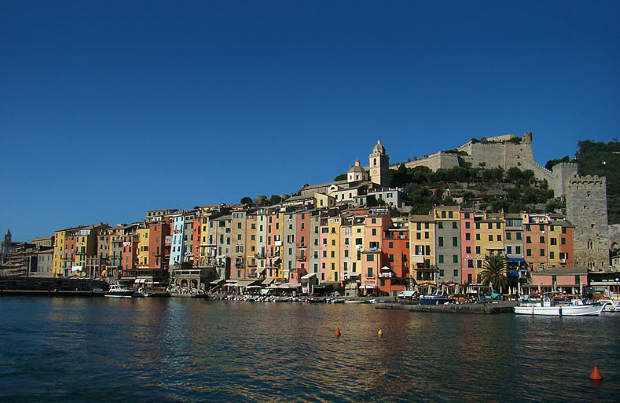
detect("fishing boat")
(514, 297), (608, 316)
(105, 284), (135, 298)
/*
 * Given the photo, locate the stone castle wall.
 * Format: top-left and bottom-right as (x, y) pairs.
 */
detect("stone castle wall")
(566, 174), (610, 270)
(394, 132), (577, 197)
(399, 151), (460, 171)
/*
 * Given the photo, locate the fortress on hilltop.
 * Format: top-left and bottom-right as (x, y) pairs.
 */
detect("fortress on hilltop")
(395, 131), (616, 270)
(397, 132), (578, 198)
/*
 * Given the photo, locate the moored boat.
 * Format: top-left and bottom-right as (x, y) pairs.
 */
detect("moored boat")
(514, 298), (608, 316)
(105, 284), (135, 298)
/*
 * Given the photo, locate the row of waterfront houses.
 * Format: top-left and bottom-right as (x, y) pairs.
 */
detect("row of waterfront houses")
(5, 203), (586, 297)
(3, 138), (617, 297)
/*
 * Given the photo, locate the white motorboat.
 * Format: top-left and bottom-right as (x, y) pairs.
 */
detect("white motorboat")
(515, 298), (608, 316)
(105, 284), (135, 298)
(601, 298), (620, 313)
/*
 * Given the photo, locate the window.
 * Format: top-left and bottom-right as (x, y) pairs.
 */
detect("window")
(476, 234), (480, 241)
(425, 232), (429, 239)
(452, 237), (458, 247)
(465, 222), (470, 229)
(368, 267), (373, 277)
(453, 269), (458, 277)
(372, 229), (377, 236)
(439, 269), (444, 277)
(488, 223), (492, 229)
(468, 260), (474, 268)
(526, 249), (531, 256)
(466, 246), (471, 253)
(389, 242), (393, 249)
(389, 254), (394, 262)
(550, 238), (557, 245)
(438, 237), (444, 247)
(506, 233), (511, 240)
(540, 249), (545, 257)
(438, 255), (444, 263)
(489, 235), (493, 241)
(465, 233), (471, 241)
(506, 246), (512, 254)
(453, 255), (458, 264)
(437, 222), (443, 229)
(476, 246), (480, 254)
(452, 222), (457, 229)
(516, 246), (521, 254)
(526, 236), (531, 244)
(561, 238), (566, 245)
(367, 254), (374, 262)
(550, 251), (555, 259)
(477, 260), (482, 268)
(497, 235), (502, 242)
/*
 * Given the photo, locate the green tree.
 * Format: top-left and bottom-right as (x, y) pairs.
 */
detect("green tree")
(240, 196), (253, 206)
(269, 194), (282, 205)
(334, 173), (347, 181)
(479, 255), (509, 293)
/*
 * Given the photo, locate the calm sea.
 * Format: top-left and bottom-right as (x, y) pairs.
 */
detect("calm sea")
(0, 297), (619, 402)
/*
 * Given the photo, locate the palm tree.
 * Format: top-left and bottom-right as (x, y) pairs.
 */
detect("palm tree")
(479, 255), (508, 293)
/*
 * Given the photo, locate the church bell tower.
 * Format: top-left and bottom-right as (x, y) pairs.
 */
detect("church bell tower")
(369, 140), (389, 186)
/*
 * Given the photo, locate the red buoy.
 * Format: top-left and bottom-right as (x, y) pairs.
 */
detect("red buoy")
(589, 364), (603, 380)
(334, 327), (341, 337)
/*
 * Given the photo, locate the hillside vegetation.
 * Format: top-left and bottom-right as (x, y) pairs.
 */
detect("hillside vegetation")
(388, 164), (556, 215)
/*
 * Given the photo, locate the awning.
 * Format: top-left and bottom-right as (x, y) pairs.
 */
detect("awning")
(236, 279), (260, 287)
(507, 258), (525, 262)
(301, 273), (316, 279)
(261, 278), (275, 285)
(360, 284), (377, 289)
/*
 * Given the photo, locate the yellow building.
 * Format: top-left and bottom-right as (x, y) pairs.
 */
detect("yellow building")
(474, 213), (505, 281)
(52, 229), (68, 277)
(409, 215), (436, 284)
(136, 227), (150, 269)
(326, 216), (341, 282)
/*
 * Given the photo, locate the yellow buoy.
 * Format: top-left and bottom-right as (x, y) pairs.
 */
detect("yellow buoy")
(378, 329), (383, 337)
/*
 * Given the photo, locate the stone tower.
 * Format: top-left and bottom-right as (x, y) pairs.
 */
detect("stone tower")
(369, 140), (389, 186)
(566, 174), (610, 270)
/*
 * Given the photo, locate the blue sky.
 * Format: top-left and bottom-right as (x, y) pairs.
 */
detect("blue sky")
(1, 1), (619, 241)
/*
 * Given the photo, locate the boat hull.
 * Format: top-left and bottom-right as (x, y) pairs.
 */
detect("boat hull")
(514, 302), (607, 316)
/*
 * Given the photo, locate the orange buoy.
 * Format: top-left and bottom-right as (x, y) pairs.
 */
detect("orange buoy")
(590, 364), (603, 380)
(334, 327), (341, 337)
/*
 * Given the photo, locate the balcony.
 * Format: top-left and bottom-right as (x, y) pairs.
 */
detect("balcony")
(296, 254), (307, 262)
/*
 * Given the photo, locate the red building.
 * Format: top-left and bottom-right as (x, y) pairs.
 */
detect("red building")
(379, 221), (409, 296)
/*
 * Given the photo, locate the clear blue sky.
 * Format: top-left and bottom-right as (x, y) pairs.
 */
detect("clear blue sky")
(2, 1), (619, 241)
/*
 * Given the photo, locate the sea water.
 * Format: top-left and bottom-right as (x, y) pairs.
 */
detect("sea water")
(0, 297), (619, 402)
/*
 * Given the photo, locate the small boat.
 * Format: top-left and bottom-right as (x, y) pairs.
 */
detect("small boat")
(420, 292), (453, 306)
(514, 298), (608, 316)
(601, 298), (620, 313)
(105, 284), (135, 298)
